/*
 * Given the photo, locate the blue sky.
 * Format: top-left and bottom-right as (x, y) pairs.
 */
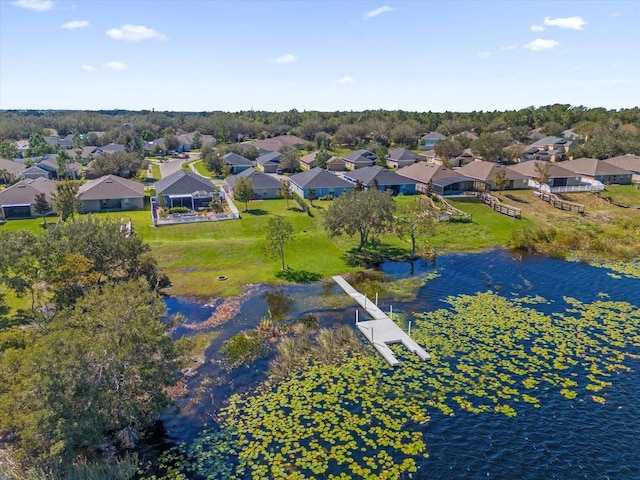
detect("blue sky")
(1, 0), (638, 112)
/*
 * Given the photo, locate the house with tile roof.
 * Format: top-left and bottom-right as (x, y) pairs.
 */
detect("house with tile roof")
(525, 136), (572, 162)
(457, 161), (529, 190)
(343, 166), (417, 195)
(0, 177), (57, 219)
(341, 149), (377, 170)
(506, 161), (586, 191)
(558, 158), (632, 185)
(256, 151), (282, 173)
(397, 162), (479, 195)
(289, 168), (354, 199)
(77, 175), (145, 212)
(603, 154), (640, 180)
(222, 152), (254, 174)
(225, 169), (282, 199)
(386, 148), (421, 169)
(155, 169), (219, 209)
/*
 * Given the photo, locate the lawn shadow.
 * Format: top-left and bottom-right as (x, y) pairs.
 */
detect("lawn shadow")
(343, 242), (410, 267)
(275, 269), (323, 283)
(505, 194), (529, 204)
(243, 209), (269, 216)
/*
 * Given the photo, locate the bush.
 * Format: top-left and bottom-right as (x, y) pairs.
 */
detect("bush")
(220, 331), (264, 368)
(292, 192), (313, 217)
(318, 194), (333, 201)
(168, 206), (190, 214)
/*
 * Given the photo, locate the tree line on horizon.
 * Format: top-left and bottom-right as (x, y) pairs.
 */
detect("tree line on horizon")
(1, 104), (640, 160)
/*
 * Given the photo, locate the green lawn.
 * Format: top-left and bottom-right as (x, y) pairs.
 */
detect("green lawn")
(0, 195), (536, 299)
(192, 160), (215, 178)
(150, 164), (161, 181)
(602, 184), (640, 207)
(430, 197), (534, 250)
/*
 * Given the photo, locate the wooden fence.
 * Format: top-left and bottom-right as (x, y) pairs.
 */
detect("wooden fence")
(477, 192), (521, 218)
(534, 190), (585, 213)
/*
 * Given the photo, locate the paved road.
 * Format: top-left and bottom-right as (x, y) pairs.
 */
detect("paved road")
(159, 159), (185, 178)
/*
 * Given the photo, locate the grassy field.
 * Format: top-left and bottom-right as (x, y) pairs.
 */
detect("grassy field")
(3, 185), (639, 300)
(150, 164), (161, 181)
(192, 160), (215, 178)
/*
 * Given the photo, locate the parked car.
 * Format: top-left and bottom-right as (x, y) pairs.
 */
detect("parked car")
(179, 154), (190, 159)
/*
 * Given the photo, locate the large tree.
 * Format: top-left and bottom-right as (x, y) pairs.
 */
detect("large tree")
(233, 175), (254, 212)
(33, 192), (51, 227)
(89, 151), (146, 178)
(279, 145), (300, 173)
(395, 199), (435, 259)
(52, 180), (81, 221)
(264, 215), (295, 270)
(0, 139), (18, 160)
(0, 281), (181, 466)
(323, 189), (395, 250)
(201, 143), (225, 175)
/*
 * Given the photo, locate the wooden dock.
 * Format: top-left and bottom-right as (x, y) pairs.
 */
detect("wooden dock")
(332, 275), (430, 367)
(477, 192), (521, 218)
(534, 190), (585, 213)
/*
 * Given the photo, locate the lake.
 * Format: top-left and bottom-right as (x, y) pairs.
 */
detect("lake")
(162, 249), (640, 479)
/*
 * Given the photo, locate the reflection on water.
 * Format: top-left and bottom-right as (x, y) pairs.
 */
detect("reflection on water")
(161, 249), (640, 477)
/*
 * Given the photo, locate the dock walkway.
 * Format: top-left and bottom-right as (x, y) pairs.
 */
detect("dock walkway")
(332, 275), (430, 367)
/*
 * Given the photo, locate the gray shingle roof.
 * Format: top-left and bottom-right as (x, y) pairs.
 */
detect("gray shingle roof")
(458, 161), (527, 182)
(256, 151), (282, 166)
(397, 162), (464, 184)
(155, 170), (217, 195)
(603, 154), (640, 172)
(507, 161), (576, 179)
(77, 175), (144, 201)
(342, 149), (377, 164)
(344, 166), (417, 187)
(387, 148), (421, 162)
(226, 169), (282, 190)
(0, 177), (57, 206)
(290, 168), (353, 189)
(0, 159), (26, 176)
(222, 152), (253, 166)
(558, 158), (631, 177)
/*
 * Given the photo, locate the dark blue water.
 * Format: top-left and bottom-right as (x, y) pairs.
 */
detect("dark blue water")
(164, 249), (640, 479)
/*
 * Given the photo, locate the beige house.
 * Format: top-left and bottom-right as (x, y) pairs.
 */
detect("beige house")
(77, 175), (145, 212)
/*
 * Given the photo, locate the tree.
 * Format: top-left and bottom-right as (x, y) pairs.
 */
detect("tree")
(323, 189), (395, 251)
(0, 281), (181, 466)
(201, 143), (225, 175)
(56, 149), (71, 179)
(533, 161), (550, 189)
(192, 131), (203, 149)
(308, 188), (316, 206)
(503, 144), (526, 163)
(52, 180), (81, 221)
(264, 215), (294, 270)
(279, 145), (300, 173)
(233, 175), (254, 212)
(88, 151), (147, 178)
(472, 132), (509, 162)
(493, 168), (510, 193)
(0, 139), (18, 160)
(315, 150), (331, 169)
(24, 131), (51, 158)
(434, 137), (463, 161)
(395, 199), (435, 259)
(163, 130), (180, 153)
(33, 193), (51, 227)
(209, 196), (224, 213)
(279, 179), (292, 209)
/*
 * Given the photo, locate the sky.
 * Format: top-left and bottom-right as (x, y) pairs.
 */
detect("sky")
(1, 0), (638, 113)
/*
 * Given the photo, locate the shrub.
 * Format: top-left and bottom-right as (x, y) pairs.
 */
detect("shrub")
(220, 331), (264, 368)
(168, 206), (190, 214)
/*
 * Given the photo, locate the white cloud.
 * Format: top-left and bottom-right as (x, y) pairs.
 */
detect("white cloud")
(61, 20), (89, 29)
(530, 25), (545, 32)
(106, 24), (165, 41)
(103, 61), (128, 71)
(337, 76), (355, 84)
(478, 51), (491, 58)
(81, 64), (96, 72)
(274, 54), (297, 64)
(611, 12), (621, 18)
(524, 38), (560, 51)
(11, 0), (53, 11)
(544, 16), (587, 30)
(363, 6), (396, 20)
(501, 45), (518, 51)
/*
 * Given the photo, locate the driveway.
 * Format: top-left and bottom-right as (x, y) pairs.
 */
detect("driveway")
(160, 159), (185, 178)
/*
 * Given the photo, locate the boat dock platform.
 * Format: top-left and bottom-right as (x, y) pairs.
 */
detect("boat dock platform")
(332, 275), (431, 367)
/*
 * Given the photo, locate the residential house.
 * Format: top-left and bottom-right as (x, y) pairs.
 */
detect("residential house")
(343, 166), (417, 195)
(457, 161), (529, 190)
(176, 132), (217, 152)
(603, 154), (640, 181)
(450, 148), (476, 167)
(44, 135), (73, 149)
(0, 177), (57, 219)
(16, 139), (29, 158)
(222, 152), (254, 174)
(525, 136), (572, 162)
(289, 168), (354, 199)
(341, 149), (377, 170)
(326, 156), (346, 171)
(100, 143), (126, 154)
(506, 161), (583, 191)
(558, 157), (632, 185)
(300, 151), (318, 170)
(256, 151), (282, 173)
(226, 169), (282, 199)
(419, 131), (446, 150)
(77, 175), (145, 212)
(386, 148), (421, 169)
(397, 162), (478, 195)
(252, 135), (306, 152)
(20, 165), (51, 180)
(0, 158), (27, 183)
(155, 169), (219, 210)
(38, 155), (82, 179)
